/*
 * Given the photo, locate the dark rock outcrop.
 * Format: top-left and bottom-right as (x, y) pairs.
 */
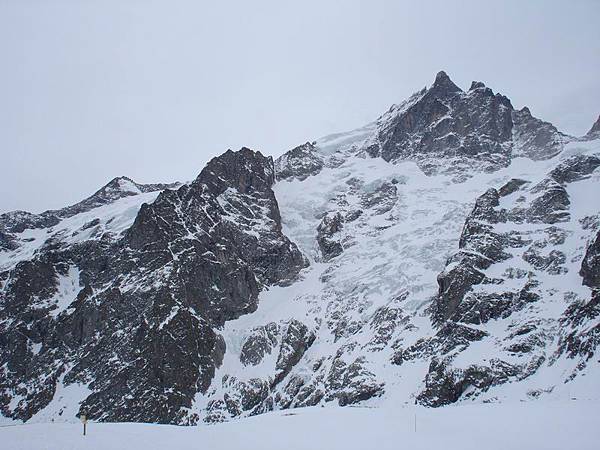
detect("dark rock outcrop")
(549, 154), (600, 185)
(424, 149), (600, 407)
(432, 153), (599, 325)
(317, 212), (344, 260)
(275, 142), (324, 181)
(580, 231), (600, 289)
(325, 352), (384, 406)
(417, 357), (520, 407)
(558, 292), (600, 363)
(432, 187), (511, 323)
(376, 72), (514, 175)
(240, 322), (280, 366)
(512, 107), (565, 160)
(585, 114), (600, 139)
(273, 320), (316, 385)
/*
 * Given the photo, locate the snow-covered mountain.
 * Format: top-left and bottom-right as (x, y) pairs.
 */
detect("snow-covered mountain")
(1, 72), (598, 425)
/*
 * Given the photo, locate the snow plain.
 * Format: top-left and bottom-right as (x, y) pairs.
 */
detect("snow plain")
(1, 401), (597, 450)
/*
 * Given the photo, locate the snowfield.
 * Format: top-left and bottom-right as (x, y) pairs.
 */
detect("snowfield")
(2, 401), (598, 450)
(191, 135), (600, 421)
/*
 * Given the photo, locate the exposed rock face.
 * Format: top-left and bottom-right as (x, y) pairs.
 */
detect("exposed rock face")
(556, 225), (600, 380)
(340, 71), (569, 180)
(550, 154), (600, 185)
(317, 212), (344, 260)
(433, 187), (509, 323)
(202, 318), (317, 421)
(372, 72), (514, 175)
(572, 228), (600, 364)
(240, 322), (280, 366)
(433, 154), (600, 325)
(274, 72), (570, 185)
(419, 152), (600, 406)
(325, 355), (384, 407)
(512, 107), (565, 160)
(274, 320), (316, 385)
(418, 357), (521, 407)
(580, 231), (600, 288)
(275, 142), (324, 181)
(0, 148), (304, 424)
(558, 292), (600, 364)
(125, 148), (306, 322)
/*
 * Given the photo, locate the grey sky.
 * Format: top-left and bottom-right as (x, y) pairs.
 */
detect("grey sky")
(1, 0), (599, 214)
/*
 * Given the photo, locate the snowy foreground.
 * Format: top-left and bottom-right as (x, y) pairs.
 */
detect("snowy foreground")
(2, 401), (598, 450)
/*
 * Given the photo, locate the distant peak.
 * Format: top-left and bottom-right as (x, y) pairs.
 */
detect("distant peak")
(300, 141), (316, 150)
(104, 176), (135, 188)
(469, 81), (486, 91)
(101, 176), (141, 195)
(237, 146), (268, 159)
(104, 175), (131, 185)
(435, 70), (450, 82)
(431, 70), (461, 94)
(520, 106), (532, 116)
(587, 114), (600, 136)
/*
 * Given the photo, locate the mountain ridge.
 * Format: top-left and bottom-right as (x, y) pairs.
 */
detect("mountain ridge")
(1, 71), (599, 425)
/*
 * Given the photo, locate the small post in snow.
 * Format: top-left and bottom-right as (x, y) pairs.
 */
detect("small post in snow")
(80, 414), (88, 436)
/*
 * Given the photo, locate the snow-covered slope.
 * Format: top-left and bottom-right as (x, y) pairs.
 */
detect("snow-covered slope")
(196, 118), (600, 421)
(0, 190), (162, 271)
(1, 72), (599, 427)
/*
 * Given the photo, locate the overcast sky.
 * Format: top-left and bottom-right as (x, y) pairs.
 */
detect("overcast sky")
(1, 0), (599, 213)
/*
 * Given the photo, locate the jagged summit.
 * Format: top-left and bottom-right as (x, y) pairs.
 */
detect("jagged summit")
(587, 114), (600, 137)
(278, 71), (562, 181)
(192, 147), (275, 195)
(520, 106), (531, 115)
(431, 70), (462, 94)
(469, 80), (486, 90)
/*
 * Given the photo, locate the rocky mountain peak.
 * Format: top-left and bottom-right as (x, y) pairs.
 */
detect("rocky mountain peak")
(99, 176), (143, 195)
(0, 176), (177, 237)
(371, 70), (514, 173)
(275, 142), (324, 181)
(273, 71), (565, 181)
(432, 70), (462, 94)
(469, 80), (486, 91)
(105, 175), (136, 185)
(0, 145), (305, 424)
(194, 147), (275, 195)
(88, 176), (143, 202)
(587, 114), (600, 137)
